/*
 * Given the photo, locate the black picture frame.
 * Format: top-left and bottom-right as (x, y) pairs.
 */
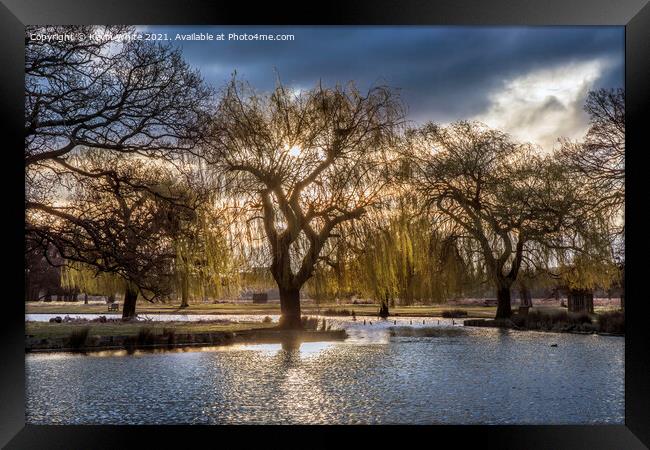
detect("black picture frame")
(2, 1), (648, 448)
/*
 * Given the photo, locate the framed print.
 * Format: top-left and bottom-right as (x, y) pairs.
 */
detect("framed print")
(1, 0), (649, 448)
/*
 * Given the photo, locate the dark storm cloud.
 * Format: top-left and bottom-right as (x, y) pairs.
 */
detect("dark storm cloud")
(142, 26), (623, 124)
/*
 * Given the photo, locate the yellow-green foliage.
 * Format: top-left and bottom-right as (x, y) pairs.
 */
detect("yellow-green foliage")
(306, 202), (485, 305)
(559, 250), (620, 291)
(172, 207), (244, 302)
(553, 217), (621, 291)
(61, 263), (124, 296)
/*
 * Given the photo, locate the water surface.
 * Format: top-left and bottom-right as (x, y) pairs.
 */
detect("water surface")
(26, 316), (624, 425)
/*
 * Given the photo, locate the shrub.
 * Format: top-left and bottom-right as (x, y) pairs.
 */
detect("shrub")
(162, 328), (176, 346)
(68, 327), (90, 350)
(510, 315), (526, 327)
(598, 311), (624, 334)
(521, 310), (595, 332)
(301, 316), (320, 330)
(136, 327), (156, 346)
(568, 312), (592, 325)
(262, 316), (273, 324)
(441, 309), (468, 318)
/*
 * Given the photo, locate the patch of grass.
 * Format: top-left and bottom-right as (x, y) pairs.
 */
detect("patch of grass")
(598, 311), (624, 334)
(441, 309), (468, 318)
(322, 308), (351, 316)
(68, 327), (90, 350)
(25, 321), (275, 341)
(26, 301), (499, 318)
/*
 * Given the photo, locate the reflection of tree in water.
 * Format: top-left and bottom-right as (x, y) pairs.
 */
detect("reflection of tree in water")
(273, 338), (303, 371)
(270, 338), (335, 423)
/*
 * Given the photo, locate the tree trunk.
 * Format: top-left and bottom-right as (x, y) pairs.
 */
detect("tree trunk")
(122, 285), (138, 320)
(180, 276), (189, 308)
(519, 286), (532, 307)
(84, 293), (89, 305)
(278, 286), (301, 329)
(620, 265), (625, 311)
(378, 297), (390, 318)
(495, 284), (512, 319)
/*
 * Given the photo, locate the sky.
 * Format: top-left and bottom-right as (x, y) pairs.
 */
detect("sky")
(139, 26), (624, 152)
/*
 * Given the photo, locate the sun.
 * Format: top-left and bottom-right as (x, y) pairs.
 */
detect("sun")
(288, 145), (302, 157)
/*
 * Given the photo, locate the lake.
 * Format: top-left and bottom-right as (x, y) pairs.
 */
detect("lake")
(25, 315), (624, 425)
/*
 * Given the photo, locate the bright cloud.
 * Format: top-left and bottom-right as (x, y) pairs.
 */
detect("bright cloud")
(474, 58), (612, 152)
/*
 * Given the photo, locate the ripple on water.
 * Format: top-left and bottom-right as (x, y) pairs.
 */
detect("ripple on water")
(25, 316), (624, 425)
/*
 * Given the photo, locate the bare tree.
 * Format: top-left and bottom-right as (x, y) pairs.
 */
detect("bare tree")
(407, 121), (584, 319)
(558, 88), (625, 308)
(25, 25), (212, 233)
(25, 25), (214, 313)
(25, 25), (212, 169)
(26, 152), (202, 319)
(560, 89), (624, 214)
(202, 77), (405, 328)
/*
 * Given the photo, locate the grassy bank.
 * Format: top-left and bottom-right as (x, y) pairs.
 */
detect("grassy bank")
(464, 309), (624, 335)
(25, 320), (274, 340)
(25, 320), (347, 353)
(26, 301), (500, 318)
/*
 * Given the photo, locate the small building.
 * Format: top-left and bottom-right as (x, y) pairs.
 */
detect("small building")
(567, 289), (594, 313)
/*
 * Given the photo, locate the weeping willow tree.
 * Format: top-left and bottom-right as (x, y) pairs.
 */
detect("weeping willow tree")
(172, 197), (244, 307)
(553, 245), (619, 313)
(357, 207), (422, 309)
(304, 197), (486, 311)
(557, 88), (625, 309)
(552, 216), (621, 297)
(559, 251), (620, 292)
(406, 122), (591, 319)
(304, 221), (369, 304)
(61, 262), (126, 303)
(202, 77), (405, 328)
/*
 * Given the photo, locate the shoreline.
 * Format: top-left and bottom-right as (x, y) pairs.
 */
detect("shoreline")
(24, 304), (499, 319)
(25, 327), (348, 353)
(25, 302), (622, 321)
(463, 319), (624, 337)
